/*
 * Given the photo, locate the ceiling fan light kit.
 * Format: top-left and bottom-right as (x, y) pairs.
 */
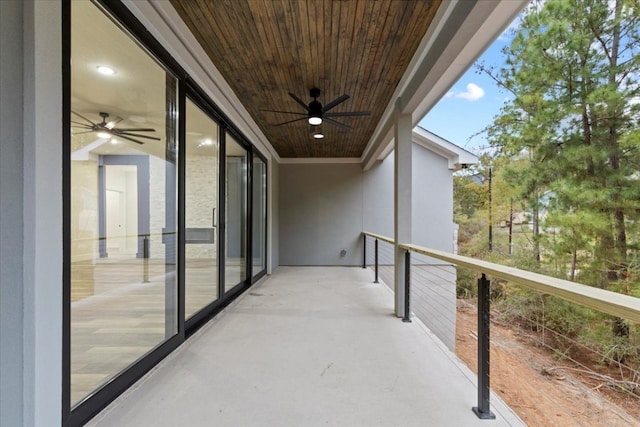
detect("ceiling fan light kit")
(312, 127), (324, 139)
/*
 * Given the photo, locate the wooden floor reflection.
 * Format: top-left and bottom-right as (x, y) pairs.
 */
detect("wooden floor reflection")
(71, 258), (216, 406)
(70, 257), (259, 406)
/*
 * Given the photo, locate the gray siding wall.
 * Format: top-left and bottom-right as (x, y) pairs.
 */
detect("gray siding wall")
(269, 159), (279, 272)
(1, 2), (25, 425)
(0, 1), (63, 425)
(279, 163), (364, 266)
(362, 153), (394, 238)
(277, 148), (456, 266)
(412, 144), (455, 251)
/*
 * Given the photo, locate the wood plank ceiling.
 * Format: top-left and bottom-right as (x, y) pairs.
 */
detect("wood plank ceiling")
(170, 0), (441, 158)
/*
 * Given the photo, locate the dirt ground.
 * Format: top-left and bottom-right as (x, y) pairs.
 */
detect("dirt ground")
(455, 301), (640, 427)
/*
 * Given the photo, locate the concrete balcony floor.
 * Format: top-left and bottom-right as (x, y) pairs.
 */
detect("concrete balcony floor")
(89, 267), (525, 427)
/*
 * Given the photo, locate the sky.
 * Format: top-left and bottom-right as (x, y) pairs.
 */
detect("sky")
(418, 26), (517, 155)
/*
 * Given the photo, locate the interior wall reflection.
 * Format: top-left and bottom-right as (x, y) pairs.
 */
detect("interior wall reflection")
(225, 135), (248, 290)
(69, 1), (177, 407)
(185, 98), (220, 318)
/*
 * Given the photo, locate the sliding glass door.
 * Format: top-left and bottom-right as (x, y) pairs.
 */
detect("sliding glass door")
(184, 98), (220, 318)
(69, 0), (177, 407)
(225, 134), (248, 291)
(252, 156), (267, 278)
(66, 1), (268, 423)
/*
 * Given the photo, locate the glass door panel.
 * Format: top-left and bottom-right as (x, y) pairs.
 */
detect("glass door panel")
(252, 157), (267, 277)
(225, 135), (248, 290)
(69, 0), (177, 407)
(185, 99), (220, 318)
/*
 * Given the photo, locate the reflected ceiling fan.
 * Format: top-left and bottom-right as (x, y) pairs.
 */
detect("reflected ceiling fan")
(71, 111), (159, 145)
(262, 88), (370, 130)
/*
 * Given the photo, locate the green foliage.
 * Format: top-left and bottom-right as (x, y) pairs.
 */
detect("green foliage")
(455, 0), (640, 373)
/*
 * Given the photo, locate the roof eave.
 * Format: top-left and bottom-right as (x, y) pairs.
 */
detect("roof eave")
(361, 0), (528, 170)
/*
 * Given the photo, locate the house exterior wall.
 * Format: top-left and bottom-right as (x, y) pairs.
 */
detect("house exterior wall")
(279, 163), (364, 266)
(1, 2), (26, 425)
(278, 150), (457, 266)
(363, 153), (394, 238)
(412, 143), (455, 251)
(269, 159), (280, 272)
(0, 1), (63, 425)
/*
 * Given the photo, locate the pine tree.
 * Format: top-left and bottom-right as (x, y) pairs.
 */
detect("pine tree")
(483, 0), (640, 294)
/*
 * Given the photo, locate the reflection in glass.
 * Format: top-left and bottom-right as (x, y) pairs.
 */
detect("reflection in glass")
(185, 99), (219, 318)
(70, 1), (177, 406)
(252, 157), (267, 276)
(225, 135), (248, 290)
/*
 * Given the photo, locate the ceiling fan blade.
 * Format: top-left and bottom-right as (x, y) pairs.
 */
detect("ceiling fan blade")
(325, 111), (371, 117)
(324, 117), (351, 130)
(288, 92), (309, 111)
(71, 111), (98, 126)
(106, 117), (124, 129)
(71, 121), (94, 129)
(260, 109), (307, 116)
(322, 94), (350, 113)
(274, 117), (308, 126)
(112, 127), (157, 132)
(113, 131), (160, 141)
(114, 134), (145, 145)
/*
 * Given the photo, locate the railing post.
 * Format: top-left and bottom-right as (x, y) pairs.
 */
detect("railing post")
(473, 273), (495, 419)
(374, 238), (379, 284)
(142, 234), (150, 283)
(362, 234), (367, 268)
(402, 250), (411, 323)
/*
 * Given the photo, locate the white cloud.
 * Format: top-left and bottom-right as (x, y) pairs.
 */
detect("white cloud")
(444, 91), (454, 98)
(454, 83), (485, 101)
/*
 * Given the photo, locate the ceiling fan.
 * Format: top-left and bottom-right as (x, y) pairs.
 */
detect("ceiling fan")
(71, 111), (159, 145)
(262, 88), (371, 130)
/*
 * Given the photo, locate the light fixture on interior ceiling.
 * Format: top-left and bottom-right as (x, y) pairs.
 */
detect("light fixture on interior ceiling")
(197, 138), (214, 148)
(96, 65), (116, 76)
(96, 131), (112, 139)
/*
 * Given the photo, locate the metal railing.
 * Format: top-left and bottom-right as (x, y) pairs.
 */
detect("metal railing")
(362, 231), (640, 420)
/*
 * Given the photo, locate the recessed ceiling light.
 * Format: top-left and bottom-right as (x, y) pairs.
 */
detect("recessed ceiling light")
(97, 131), (111, 139)
(96, 65), (116, 76)
(197, 138), (214, 148)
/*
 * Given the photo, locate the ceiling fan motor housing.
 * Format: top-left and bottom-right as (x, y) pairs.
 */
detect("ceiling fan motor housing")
(308, 100), (323, 120)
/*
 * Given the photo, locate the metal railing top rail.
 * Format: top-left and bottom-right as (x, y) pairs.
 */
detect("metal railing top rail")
(399, 243), (640, 324)
(362, 231), (395, 245)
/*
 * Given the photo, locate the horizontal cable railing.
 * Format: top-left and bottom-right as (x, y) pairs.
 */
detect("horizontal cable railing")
(362, 231), (640, 420)
(363, 233), (394, 293)
(400, 244), (640, 324)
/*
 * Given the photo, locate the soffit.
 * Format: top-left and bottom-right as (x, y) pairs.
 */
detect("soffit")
(169, 0), (441, 158)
